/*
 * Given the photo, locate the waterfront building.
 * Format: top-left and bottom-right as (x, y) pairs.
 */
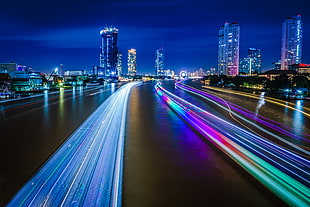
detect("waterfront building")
(155, 48), (164, 77)
(127, 49), (137, 76)
(290, 63), (310, 73)
(0, 63), (17, 73)
(281, 15), (302, 70)
(218, 22), (240, 76)
(100, 27), (119, 78)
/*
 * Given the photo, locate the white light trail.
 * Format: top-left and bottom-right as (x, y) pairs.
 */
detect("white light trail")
(7, 81), (141, 207)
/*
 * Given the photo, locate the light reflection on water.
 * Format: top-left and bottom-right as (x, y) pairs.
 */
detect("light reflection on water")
(111, 83), (116, 93)
(43, 90), (49, 127)
(293, 100), (304, 132)
(255, 92), (265, 117)
(72, 87), (76, 104)
(58, 88), (65, 127)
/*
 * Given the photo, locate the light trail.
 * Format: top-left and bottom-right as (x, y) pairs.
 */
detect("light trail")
(7, 81), (140, 207)
(202, 85), (310, 118)
(155, 82), (309, 207)
(177, 82), (310, 149)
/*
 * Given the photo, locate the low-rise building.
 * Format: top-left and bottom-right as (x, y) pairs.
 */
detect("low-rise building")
(259, 70), (297, 81)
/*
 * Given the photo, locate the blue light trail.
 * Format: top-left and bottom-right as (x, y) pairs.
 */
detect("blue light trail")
(155, 82), (309, 207)
(7, 81), (140, 207)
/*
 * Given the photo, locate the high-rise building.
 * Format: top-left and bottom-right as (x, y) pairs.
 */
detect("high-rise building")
(240, 48), (262, 74)
(100, 27), (119, 77)
(59, 64), (63, 76)
(155, 48), (164, 77)
(116, 52), (122, 77)
(218, 22), (240, 76)
(239, 57), (250, 74)
(248, 48), (262, 73)
(127, 49), (137, 76)
(281, 15), (302, 70)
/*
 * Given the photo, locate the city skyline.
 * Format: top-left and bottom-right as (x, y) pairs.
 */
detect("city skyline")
(0, 0), (309, 74)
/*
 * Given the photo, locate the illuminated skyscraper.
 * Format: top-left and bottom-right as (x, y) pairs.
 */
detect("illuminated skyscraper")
(100, 27), (118, 77)
(281, 15), (302, 70)
(240, 48), (262, 74)
(248, 48), (262, 73)
(127, 49), (137, 76)
(155, 48), (164, 77)
(116, 52), (122, 77)
(218, 22), (240, 76)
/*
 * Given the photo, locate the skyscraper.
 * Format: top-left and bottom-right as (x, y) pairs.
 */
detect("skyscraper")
(155, 48), (164, 77)
(116, 52), (122, 77)
(240, 48), (262, 74)
(218, 22), (240, 76)
(100, 27), (119, 78)
(281, 15), (302, 70)
(248, 48), (262, 74)
(127, 49), (137, 76)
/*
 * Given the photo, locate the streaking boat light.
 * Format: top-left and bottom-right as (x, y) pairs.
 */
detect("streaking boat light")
(155, 82), (309, 207)
(7, 81), (141, 207)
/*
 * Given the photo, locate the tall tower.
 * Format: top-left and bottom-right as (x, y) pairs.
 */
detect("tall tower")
(100, 27), (119, 78)
(218, 22), (240, 76)
(281, 15), (302, 70)
(116, 52), (122, 77)
(155, 48), (164, 77)
(127, 49), (137, 76)
(248, 48), (262, 74)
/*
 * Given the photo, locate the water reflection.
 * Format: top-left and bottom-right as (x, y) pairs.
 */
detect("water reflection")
(293, 100), (304, 132)
(72, 87), (76, 106)
(111, 83), (116, 93)
(43, 90), (49, 127)
(255, 92), (265, 117)
(58, 88), (65, 126)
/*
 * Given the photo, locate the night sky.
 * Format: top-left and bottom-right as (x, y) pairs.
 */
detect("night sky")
(1, 0), (309, 75)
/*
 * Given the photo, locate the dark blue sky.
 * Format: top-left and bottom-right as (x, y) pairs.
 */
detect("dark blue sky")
(0, 0), (309, 74)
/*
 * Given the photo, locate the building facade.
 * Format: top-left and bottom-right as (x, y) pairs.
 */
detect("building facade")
(116, 52), (122, 77)
(127, 49), (137, 76)
(155, 48), (164, 77)
(248, 48), (262, 74)
(100, 27), (119, 78)
(290, 63), (310, 73)
(240, 48), (262, 74)
(218, 22), (240, 76)
(239, 57), (250, 74)
(281, 15), (302, 70)
(0, 63), (17, 73)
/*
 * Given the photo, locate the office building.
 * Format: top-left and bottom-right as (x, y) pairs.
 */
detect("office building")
(281, 15), (302, 70)
(240, 48), (262, 74)
(155, 48), (164, 77)
(218, 22), (240, 76)
(100, 27), (119, 77)
(128, 49), (137, 76)
(239, 57), (250, 74)
(248, 48), (262, 73)
(116, 52), (122, 77)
